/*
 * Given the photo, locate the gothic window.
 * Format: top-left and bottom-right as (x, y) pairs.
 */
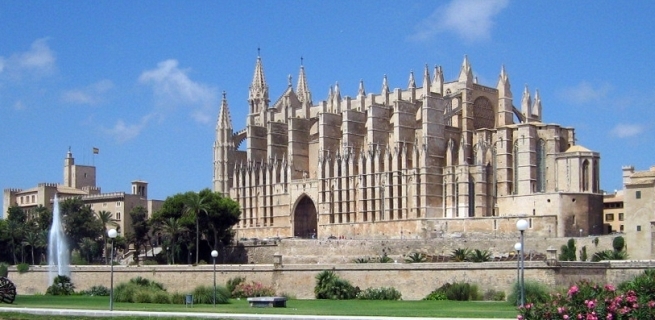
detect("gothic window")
(582, 160), (590, 191)
(492, 145), (498, 197)
(536, 139), (546, 192)
(454, 177), (459, 217)
(473, 96), (495, 129)
(513, 140), (519, 195)
(468, 175), (475, 217)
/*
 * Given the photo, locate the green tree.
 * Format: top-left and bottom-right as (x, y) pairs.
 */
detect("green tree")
(61, 198), (104, 251)
(78, 237), (99, 264)
(558, 238), (577, 261)
(129, 206), (150, 264)
(22, 231), (44, 265)
(159, 217), (187, 264)
(97, 210), (118, 265)
(201, 189), (240, 249)
(34, 205), (52, 234)
(184, 192), (210, 265)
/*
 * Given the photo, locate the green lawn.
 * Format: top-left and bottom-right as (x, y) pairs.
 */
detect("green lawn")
(0, 295), (518, 319)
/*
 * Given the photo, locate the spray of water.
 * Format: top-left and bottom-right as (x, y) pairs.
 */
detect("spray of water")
(48, 194), (70, 285)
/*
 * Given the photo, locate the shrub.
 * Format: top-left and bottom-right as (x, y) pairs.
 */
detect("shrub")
(113, 283), (137, 303)
(46, 275), (75, 296)
(129, 276), (165, 291)
(450, 248), (471, 262)
(443, 282), (480, 301)
(0, 263), (8, 277)
(613, 236), (625, 252)
(404, 253), (426, 263)
(378, 253), (393, 263)
(16, 263), (29, 274)
(353, 257), (371, 263)
(170, 292), (186, 304)
(314, 270), (359, 300)
(423, 290), (447, 301)
(619, 268), (655, 301)
(134, 291), (152, 303)
(153, 292), (171, 304)
(80, 285), (110, 296)
(558, 238), (577, 261)
(518, 278), (655, 319)
(507, 280), (550, 305)
(483, 289), (506, 301)
(226, 276), (245, 297)
(579, 245), (588, 261)
(232, 281), (275, 298)
(357, 287), (402, 300)
(192, 285), (230, 304)
(467, 249), (491, 262)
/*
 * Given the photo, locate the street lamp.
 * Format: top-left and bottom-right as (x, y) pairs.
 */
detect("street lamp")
(514, 242), (522, 307)
(211, 250), (218, 307)
(108, 228), (118, 311)
(516, 219), (529, 307)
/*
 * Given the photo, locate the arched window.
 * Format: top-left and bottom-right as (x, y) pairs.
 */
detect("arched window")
(468, 175), (475, 217)
(538, 140), (546, 190)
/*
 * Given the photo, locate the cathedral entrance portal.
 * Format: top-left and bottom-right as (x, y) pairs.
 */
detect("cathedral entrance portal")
(293, 196), (317, 239)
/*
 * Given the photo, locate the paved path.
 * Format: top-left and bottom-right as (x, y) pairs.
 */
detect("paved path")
(0, 307), (514, 320)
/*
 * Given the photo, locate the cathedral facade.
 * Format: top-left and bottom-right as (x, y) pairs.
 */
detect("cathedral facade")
(213, 55), (603, 240)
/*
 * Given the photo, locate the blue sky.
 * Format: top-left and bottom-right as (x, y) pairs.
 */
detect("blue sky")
(2, 1), (654, 209)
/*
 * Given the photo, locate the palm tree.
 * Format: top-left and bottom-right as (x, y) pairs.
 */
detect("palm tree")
(450, 248), (471, 262)
(97, 210), (118, 265)
(22, 231), (42, 265)
(468, 249), (492, 262)
(160, 217), (187, 264)
(184, 192), (210, 264)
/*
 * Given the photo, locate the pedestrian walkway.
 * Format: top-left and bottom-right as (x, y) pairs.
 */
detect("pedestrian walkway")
(0, 307), (514, 320)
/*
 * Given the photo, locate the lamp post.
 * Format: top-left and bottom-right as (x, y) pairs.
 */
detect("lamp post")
(514, 242), (522, 307)
(211, 250), (218, 307)
(516, 219), (529, 307)
(108, 228), (118, 311)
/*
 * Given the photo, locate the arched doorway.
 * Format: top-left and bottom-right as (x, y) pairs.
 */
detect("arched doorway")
(293, 195), (317, 239)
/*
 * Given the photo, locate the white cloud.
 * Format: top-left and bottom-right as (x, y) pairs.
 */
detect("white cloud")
(103, 115), (152, 143)
(559, 81), (612, 104)
(410, 0), (509, 43)
(139, 59), (217, 123)
(62, 80), (114, 105)
(610, 123), (645, 138)
(0, 38), (56, 77)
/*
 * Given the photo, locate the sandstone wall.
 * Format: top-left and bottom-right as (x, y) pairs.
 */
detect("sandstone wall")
(7, 260), (651, 301)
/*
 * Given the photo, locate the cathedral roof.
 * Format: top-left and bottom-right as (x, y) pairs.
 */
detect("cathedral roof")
(565, 145), (591, 153)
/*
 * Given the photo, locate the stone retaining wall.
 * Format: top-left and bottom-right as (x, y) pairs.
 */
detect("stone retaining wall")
(7, 260), (651, 301)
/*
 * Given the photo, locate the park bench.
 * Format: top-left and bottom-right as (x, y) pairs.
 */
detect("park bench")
(246, 296), (287, 308)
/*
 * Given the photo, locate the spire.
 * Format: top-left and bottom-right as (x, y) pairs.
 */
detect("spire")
(217, 91), (233, 130)
(458, 55), (473, 84)
(382, 74), (389, 94)
(497, 65), (512, 98)
(432, 65), (444, 95)
(358, 79), (366, 97)
(521, 85), (531, 117)
(248, 52), (269, 113)
(333, 82), (341, 112)
(296, 58), (312, 105)
(408, 70), (416, 89)
(532, 89), (542, 119)
(422, 64), (430, 95)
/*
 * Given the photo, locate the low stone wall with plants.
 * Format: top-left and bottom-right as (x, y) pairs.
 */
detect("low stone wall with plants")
(5, 260), (652, 301)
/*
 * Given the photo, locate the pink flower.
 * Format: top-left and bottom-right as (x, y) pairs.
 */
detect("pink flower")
(568, 285), (579, 296)
(604, 284), (616, 292)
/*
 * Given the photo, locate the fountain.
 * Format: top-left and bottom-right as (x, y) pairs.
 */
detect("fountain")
(48, 194), (70, 285)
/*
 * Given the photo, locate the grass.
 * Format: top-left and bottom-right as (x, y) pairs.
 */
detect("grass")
(0, 295), (519, 319)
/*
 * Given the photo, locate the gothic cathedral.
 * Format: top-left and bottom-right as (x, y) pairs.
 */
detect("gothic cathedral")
(213, 55), (603, 240)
